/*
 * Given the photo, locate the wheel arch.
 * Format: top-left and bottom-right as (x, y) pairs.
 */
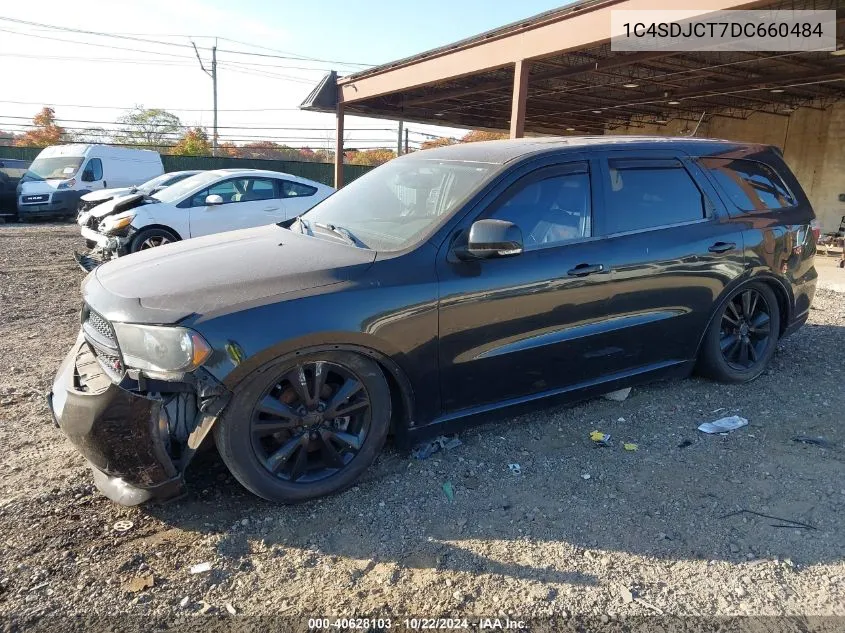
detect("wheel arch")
(694, 272), (792, 360)
(131, 224), (183, 241)
(222, 337), (417, 439)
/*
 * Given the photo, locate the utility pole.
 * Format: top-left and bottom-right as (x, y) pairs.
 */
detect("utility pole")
(396, 121), (404, 156)
(211, 42), (218, 157)
(191, 40), (218, 156)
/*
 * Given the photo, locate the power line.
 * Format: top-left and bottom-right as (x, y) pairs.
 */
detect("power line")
(0, 115), (397, 131)
(0, 99), (303, 112)
(0, 16), (373, 67)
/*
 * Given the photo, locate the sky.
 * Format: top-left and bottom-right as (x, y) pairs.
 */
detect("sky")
(0, 0), (570, 152)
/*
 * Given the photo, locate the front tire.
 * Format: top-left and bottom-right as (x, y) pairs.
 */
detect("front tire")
(128, 227), (179, 253)
(213, 351), (391, 503)
(698, 282), (780, 383)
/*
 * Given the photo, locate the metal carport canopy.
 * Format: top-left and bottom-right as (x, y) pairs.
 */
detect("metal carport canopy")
(300, 0), (845, 185)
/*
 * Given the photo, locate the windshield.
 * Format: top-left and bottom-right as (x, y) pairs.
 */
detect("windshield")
(137, 172), (174, 193)
(25, 156), (84, 181)
(302, 158), (496, 251)
(153, 171), (220, 203)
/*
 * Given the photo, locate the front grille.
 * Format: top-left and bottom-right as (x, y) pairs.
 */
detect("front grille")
(81, 305), (123, 380)
(87, 311), (115, 344)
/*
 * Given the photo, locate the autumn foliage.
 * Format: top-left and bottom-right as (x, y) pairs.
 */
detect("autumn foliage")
(14, 108), (65, 147)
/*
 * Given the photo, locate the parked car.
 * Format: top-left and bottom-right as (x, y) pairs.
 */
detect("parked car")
(49, 137), (817, 505)
(75, 168), (334, 269)
(77, 170), (202, 215)
(0, 158), (30, 221)
(17, 144), (163, 220)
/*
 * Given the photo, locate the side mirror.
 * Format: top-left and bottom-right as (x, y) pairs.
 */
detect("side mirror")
(205, 194), (224, 206)
(81, 170), (95, 182)
(458, 219), (523, 260)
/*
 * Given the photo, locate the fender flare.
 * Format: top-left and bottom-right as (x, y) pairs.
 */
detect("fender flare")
(693, 272), (793, 360)
(221, 339), (417, 435)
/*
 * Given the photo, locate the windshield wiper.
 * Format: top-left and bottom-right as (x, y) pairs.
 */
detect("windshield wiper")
(297, 216), (313, 235)
(314, 222), (361, 247)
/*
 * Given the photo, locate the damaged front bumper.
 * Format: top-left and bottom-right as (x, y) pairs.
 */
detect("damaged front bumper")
(48, 333), (229, 505)
(74, 228), (128, 271)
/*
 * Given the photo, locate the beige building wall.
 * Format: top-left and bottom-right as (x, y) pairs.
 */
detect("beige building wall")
(610, 103), (845, 232)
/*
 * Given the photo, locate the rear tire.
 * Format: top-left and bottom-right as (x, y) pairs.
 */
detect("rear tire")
(128, 227), (179, 253)
(213, 350), (391, 503)
(698, 282), (780, 383)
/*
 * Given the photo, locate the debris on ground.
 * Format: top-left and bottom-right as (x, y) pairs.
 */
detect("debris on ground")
(412, 435), (463, 460)
(619, 585), (635, 604)
(623, 443), (638, 451)
(698, 415), (748, 434)
(792, 435), (836, 449)
(635, 597), (664, 614)
(603, 387), (631, 401)
(508, 463), (521, 476)
(590, 430), (612, 446)
(124, 574), (154, 593)
(442, 481), (455, 502)
(678, 439), (693, 448)
(112, 520), (134, 533)
(179, 596), (190, 608)
(225, 602), (237, 615)
(581, 473), (591, 480)
(189, 562), (212, 574)
(719, 509), (817, 530)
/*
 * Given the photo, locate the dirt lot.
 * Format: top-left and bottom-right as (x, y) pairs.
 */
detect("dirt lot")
(1, 223), (844, 629)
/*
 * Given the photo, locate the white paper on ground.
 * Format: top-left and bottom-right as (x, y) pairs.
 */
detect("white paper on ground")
(698, 415), (748, 434)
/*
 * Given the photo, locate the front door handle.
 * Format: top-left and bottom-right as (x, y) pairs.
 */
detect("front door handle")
(708, 241), (736, 253)
(567, 263), (604, 277)
(263, 206), (279, 212)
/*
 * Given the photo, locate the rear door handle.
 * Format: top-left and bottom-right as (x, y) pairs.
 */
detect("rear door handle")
(708, 241), (736, 253)
(567, 263), (604, 277)
(263, 206), (279, 212)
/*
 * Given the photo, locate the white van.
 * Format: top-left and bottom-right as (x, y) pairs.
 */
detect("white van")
(17, 144), (163, 220)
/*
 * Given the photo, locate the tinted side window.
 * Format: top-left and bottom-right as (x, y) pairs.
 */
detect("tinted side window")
(604, 159), (705, 235)
(488, 166), (591, 251)
(86, 158), (103, 180)
(243, 178), (276, 202)
(189, 179), (247, 206)
(281, 180), (317, 198)
(700, 157), (795, 211)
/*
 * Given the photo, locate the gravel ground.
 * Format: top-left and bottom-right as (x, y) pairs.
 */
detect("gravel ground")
(1, 223), (844, 629)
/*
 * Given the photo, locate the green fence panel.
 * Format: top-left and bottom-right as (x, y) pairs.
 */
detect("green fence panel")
(0, 146), (373, 187)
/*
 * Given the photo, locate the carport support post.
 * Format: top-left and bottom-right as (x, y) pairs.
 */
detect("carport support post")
(510, 60), (529, 139)
(335, 103), (344, 189)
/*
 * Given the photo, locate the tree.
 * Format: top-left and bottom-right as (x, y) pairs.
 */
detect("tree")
(70, 127), (110, 144)
(461, 129), (508, 143)
(115, 106), (182, 148)
(346, 148), (396, 166)
(420, 136), (456, 150)
(171, 127), (211, 156)
(14, 107), (65, 147)
(218, 142), (242, 158)
(0, 129), (21, 146)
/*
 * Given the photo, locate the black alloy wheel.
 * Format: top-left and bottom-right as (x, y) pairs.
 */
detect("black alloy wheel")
(250, 361), (372, 483)
(214, 351), (391, 503)
(718, 288), (772, 370)
(698, 282), (780, 383)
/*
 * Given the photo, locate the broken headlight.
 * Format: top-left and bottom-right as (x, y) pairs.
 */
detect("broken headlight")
(100, 212), (135, 234)
(112, 323), (212, 380)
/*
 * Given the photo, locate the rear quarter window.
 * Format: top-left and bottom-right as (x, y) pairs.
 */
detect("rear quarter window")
(700, 157), (795, 212)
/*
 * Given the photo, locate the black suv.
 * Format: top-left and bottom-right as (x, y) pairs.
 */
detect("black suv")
(49, 137), (817, 505)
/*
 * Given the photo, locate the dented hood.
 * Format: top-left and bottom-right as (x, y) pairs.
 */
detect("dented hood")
(83, 224), (376, 323)
(89, 193), (150, 219)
